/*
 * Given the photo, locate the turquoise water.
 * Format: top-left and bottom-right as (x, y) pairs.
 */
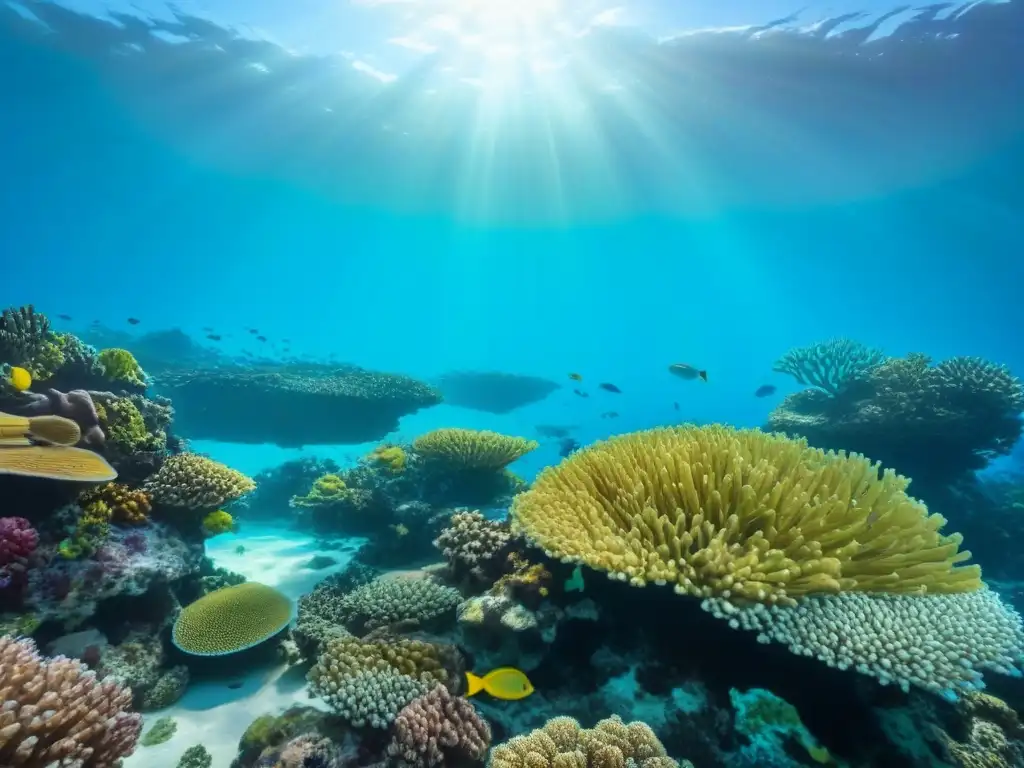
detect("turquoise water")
(2, 2), (1024, 767)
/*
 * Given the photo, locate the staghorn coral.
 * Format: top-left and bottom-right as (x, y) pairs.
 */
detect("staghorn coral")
(173, 582), (292, 656)
(388, 684), (491, 768)
(489, 715), (685, 768)
(512, 425), (980, 602)
(0, 304), (51, 368)
(773, 338), (885, 396)
(0, 634), (142, 767)
(512, 425), (1024, 696)
(0, 516), (38, 590)
(97, 348), (147, 388)
(201, 509), (235, 536)
(145, 453), (256, 509)
(414, 428), (538, 470)
(337, 575), (461, 633)
(434, 510), (512, 575)
(79, 483), (152, 525)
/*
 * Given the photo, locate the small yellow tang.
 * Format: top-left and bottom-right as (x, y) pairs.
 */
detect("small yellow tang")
(465, 667), (534, 701)
(8, 366), (31, 392)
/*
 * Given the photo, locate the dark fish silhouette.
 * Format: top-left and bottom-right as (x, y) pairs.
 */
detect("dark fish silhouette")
(558, 437), (580, 457)
(668, 363), (707, 382)
(673, 402), (680, 411)
(207, 334), (222, 341)
(573, 389), (589, 398)
(127, 318), (140, 325)
(58, 314), (72, 321)
(754, 385), (777, 398)
(568, 372), (582, 381)
(601, 411), (619, 419)
(256, 336), (267, 342)
(536, 424), (576, 438)
(248, 329), (259, 334)
(202, 327), (214, 333)
(227, 681), (243, 690)
(598, 383), (621, 393)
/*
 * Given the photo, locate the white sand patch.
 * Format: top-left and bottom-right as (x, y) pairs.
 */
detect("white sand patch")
(123, 524), (363, 767)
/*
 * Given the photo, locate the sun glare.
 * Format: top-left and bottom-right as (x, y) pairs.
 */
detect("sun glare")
(454, 0), (564, 32)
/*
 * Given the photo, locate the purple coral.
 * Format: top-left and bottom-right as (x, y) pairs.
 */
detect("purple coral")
(13, 388), (105, 450)
(387, 685), (491, 768)
(0, 516), (38, 589)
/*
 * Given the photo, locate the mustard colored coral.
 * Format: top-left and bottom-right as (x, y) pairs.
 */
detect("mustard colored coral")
(202, 509), (235, 537)
(290, 473), (348, 507)
(370, 444), (407, 473)
(97, 347), (147, 388)
(144, 453), (255, 509)
(59, 500), (112, 559)
(79, 482), (151, 525)
(413, 428), (538, 470)
(172, 583), (291, 656)
(512, 425), (980, 605)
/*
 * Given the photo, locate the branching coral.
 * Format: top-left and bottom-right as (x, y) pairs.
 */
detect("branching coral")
(172, 582), (291, 656)
(773, 338), (885, 396)
(489, 715), (683, 768)
(512, 425), (1024, 696)
(337, 575), (461, 633)
(413, 428), (538, 470)
(92, 392), (166, 455)
(388, 684), (491, 768)
(0, 634), (142, 767)
(79, 483), (152, 525)
(0, 516), (38, 590)
(434, 510), (513, 574)
(97, 348), (147, 388)
(0, 304), (51, 368)
(144, 453), (256, 509)
(58, 500), (113, 560)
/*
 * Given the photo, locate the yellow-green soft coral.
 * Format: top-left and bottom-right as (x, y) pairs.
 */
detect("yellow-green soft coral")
(370, 445), (407, 474)
(98, 347), (147, 388)
(100, 397), (163, 453)
(290, 474), (348, 507)
(202, 510), (235, 537)
(58, 501), (112, 559)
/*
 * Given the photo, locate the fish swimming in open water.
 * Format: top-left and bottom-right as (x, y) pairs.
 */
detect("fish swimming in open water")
(598, 382), (621, 393)
(754, 384), (777, 398)
(465, 667), (534, 700)
(568, 372), (582, 381)
(669, 364), (707, 382)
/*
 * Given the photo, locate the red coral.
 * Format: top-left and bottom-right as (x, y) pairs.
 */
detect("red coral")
(0, 516), (38, 589)
(388, 685), (491, 768)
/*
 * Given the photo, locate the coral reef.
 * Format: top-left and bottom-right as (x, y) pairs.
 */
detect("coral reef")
(388, 684), (491, 768)
(0, 516), (38, 590)
(0, 304), (51, 371)
(413, 428), (538, 470)
(294, 562), (378, 655)
(79, 482), (152, 525)
(8, 387), (106, 451)
(97, 347), (147, 388)
(489, 715), (686, 768)
(935, 692), (1024, 768)
(145, 452), (256, 509)
(178, 744), (213, 768)
(512, 424), (1024, 695)
(308, 660), (432, 728)
(153, 362), (441, 445)
(201, 509), (235, 536)
(773, 338), (885, 396)
(335, 575), (461, 634)
(434, 370), (561, 414)
(172, 582), (292, 656)
(0, 634), (142, 766)
(434, 510), (513, 584)
(769, 350), (1024, 489)
(239, 456), (340, 520)
(98, 630), (190, 711)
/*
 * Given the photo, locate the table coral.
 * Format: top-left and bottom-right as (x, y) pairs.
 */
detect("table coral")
(511, 424), (1024, 696)
(144, 452), (255, 509)
(489, 715), (686, 768)
(172, 582), (292, 656)
(0, 634), (142, 767)
(413, 428), (538, 470)
(388, 684), (491, 768)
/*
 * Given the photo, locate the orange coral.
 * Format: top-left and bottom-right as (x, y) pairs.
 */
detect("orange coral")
(79, 483), (152, 525)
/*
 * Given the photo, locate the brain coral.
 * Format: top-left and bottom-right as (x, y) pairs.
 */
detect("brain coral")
(144, 453), (256, 509)
(511, 425), (1024, 695)
(0, 634), (142, 767)
(173, 583), (292, 656)
(413, 428), (538, 470)
(489, 715), (684, 768)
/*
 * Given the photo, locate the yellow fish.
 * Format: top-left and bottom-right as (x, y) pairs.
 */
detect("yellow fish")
(465, 667), (534, 700)
(8, 366), (31, 392)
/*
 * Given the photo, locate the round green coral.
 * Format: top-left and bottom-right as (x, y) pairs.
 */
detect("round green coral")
(172, 583), (292, 656)
(98, 347), (147, 387)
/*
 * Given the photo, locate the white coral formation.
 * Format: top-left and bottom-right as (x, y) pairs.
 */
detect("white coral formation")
(308, 666), (431, 728)
(704, 588), (1024, 697)
(339, 576), (461, 631)
(0, 635), (142, 767)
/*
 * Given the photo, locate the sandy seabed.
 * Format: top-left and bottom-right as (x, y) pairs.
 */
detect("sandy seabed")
(123, 523), (362, 768)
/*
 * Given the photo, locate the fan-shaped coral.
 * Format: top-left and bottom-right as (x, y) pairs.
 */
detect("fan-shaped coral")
(413, 428), (538, 470)
(0, 634), (142, 767)
(172, 582), (292, 656)
(144, 453), (255, 509)
(488, 715), (684, 768)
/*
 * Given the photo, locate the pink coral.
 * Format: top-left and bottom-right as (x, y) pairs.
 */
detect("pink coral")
(0, 635), (141, 766)
(388, 684), (491, 768)
(0, 516), (38, 589)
